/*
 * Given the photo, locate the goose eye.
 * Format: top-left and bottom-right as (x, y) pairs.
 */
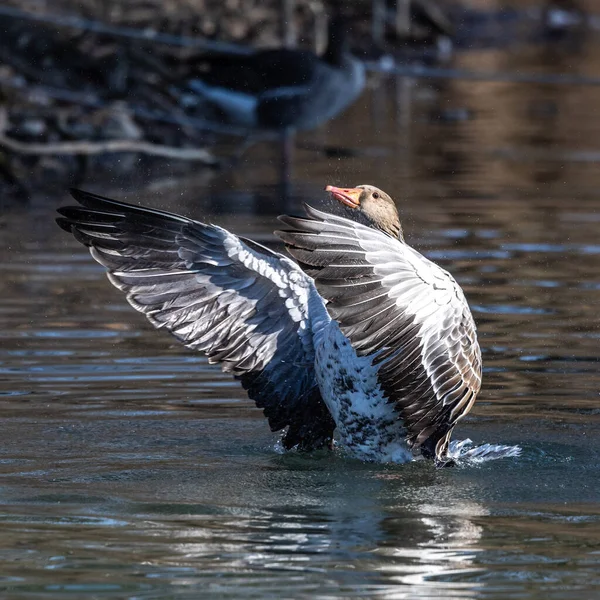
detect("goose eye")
(372, 192), (380, 199)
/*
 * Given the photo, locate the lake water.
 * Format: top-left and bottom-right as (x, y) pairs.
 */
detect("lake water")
(1, 33), (600, 599)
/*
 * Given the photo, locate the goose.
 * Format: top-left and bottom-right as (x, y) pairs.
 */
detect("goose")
(56, 185), (496, 466)
(186, 17), (365, 132)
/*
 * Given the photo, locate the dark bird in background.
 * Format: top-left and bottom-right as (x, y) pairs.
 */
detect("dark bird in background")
(186, 16), (365, 132)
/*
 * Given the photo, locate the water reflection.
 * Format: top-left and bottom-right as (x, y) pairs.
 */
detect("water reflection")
(1, 26), (600, 600)
(71, 461), (493, 597)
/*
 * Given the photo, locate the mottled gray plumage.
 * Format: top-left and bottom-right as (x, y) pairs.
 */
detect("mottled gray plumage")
(277, 205), (482, 463)
(57, 189), (335, 450)
(57, 189), (490, 466)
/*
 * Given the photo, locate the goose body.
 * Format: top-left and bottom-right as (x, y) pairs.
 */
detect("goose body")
(57, 185), (482, 466)
(187, 19), (365, 131)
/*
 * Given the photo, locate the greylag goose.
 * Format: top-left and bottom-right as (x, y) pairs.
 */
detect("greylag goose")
(278, 185), (482, 464)
(56, 185), (488, 466)
(187, 17), (365, 131)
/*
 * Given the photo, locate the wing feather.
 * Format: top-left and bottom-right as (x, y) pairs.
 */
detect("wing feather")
(57, 190), (335, 450)
(277, 205), (482, 462)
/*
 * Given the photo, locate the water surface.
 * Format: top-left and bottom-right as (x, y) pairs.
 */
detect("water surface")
(1, 37), (600, 599)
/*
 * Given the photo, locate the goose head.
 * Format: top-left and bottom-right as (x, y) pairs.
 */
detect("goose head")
(325, 184), (404, 240)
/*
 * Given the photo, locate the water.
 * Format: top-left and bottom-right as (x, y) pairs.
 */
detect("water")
(1, 38), (600, 599)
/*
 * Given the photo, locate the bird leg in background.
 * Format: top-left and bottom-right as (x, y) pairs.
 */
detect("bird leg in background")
(278, 128), (295, 209)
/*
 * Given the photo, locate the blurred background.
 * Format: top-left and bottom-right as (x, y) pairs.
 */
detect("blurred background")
(1, 1), (600, 598)
(1, 0), (598, 207)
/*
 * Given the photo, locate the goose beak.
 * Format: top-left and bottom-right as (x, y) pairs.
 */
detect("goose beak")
(325, 185), (361, 209)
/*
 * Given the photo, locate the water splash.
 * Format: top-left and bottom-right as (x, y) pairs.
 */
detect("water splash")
(448, 438), (522, 464)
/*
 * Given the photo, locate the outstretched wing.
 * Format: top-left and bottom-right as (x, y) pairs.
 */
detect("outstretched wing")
(277, 205), (481, 461)
(57, 190), (334, 450)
